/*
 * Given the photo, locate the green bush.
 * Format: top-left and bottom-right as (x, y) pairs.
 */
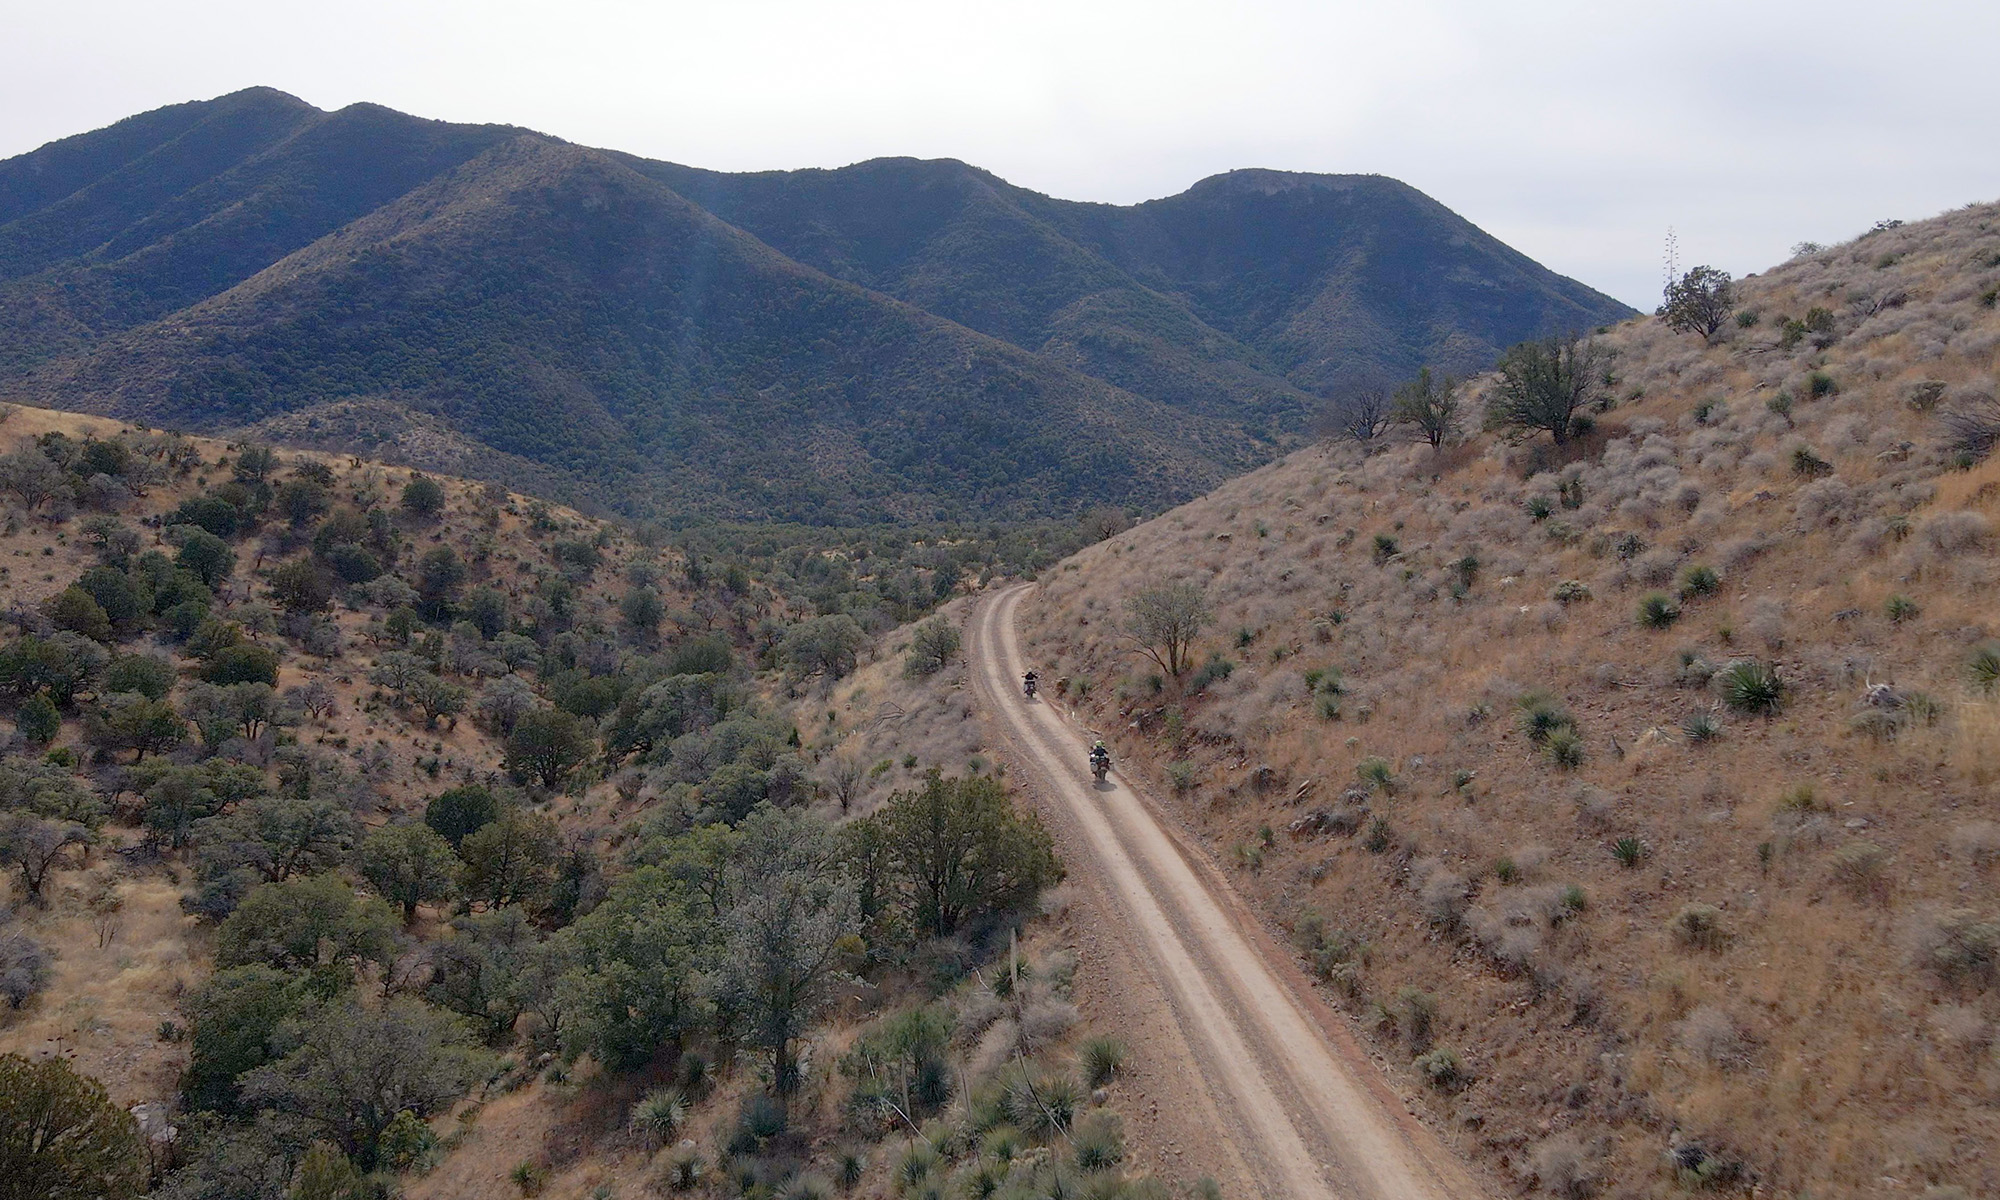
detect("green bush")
(1886, 594), (1920, 622)
(1678, 565), (1720, 599)
(1612, 837), (1647, 869)
(1078, 1036), (1127, 1088)
(1543, 727), (1584, 769)
(1969, 642), (2000, 694)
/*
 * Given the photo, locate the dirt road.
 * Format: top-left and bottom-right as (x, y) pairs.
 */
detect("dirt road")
(969, 585), (1486, 1200)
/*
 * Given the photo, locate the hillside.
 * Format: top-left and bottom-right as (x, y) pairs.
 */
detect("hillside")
(0, 89), (1631, 522)
(0, 407), (1189, 1199)
(1018, 201), (2000, 1197)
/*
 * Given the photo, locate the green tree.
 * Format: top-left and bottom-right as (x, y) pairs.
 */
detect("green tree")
(240, 998), (487, 1171)
(105, 653), (176, 700)
(42, 588), (111, 643)
(85, 693), (186, 761)
(138, 765), (228, 850)
(1659, 265), (1736, 341)
(200, 644), (279, 687)
(405, 673), (468, 729)
(0, 1053), (147, 1200)
(267, 559), (333, 614)
(462, 586), (509, 641)
(458, 808), (560, 909)
(1488, 335), (1605, 446)
(0, 634), (106, 707)
(868, 771), (1061, 939)
(425, 906), (541, 1043)
(780, 614), (865, 680)
(173, 528), (237, 589)
(179, 965), (306, 1115)
(619, 586), (665, 637)
(504, 708), (595, 790)
(14, 693), (60, 744)
(358, 823), (459, 922)
(903, 616), (961, 677)
(75, 567), (148, 632)
(214, 875), (397, 982)
(399, 475), (446, 519)
(716, 804), (857, 1099)
(1122, 582), (1211, 679)
(1391, 366), (1462, 450)
(289, 1143), (366, 1200)
(424, 785), (498, 849)
(552, 865), (714, 1069)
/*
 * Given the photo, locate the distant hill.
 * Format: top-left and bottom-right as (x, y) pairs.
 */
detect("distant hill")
(0, 89), (1633, 521)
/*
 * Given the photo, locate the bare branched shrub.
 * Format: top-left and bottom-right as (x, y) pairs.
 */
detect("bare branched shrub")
(1674, 1005), (1745, 1066)
(1909, 909), (2000, 992)
(1671, 903), (1730, 951)
(1923, 510), (1991, 553)
(1939, 393), (2000, 461)
(1531, 1133), (1600, 1199)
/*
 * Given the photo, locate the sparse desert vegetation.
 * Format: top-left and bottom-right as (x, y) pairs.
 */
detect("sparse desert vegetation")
(1021, 199), (2000, 1198)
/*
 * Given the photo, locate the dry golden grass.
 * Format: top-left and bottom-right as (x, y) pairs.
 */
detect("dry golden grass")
(1019, 201), (2000, 1197)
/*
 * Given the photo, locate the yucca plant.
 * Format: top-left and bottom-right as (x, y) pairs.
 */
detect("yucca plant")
(1678, 564), (1720, 599)
(1885, 594), (1920, 623)
(1682, 712), (1721, 743)
(630, 1087), (685, 1145)
(1721, 660), (1785, 715)
(1071, 1113), (1125, 1172)
(1077, 1036), (1127, 1088)
(1638, 592), (1682, 629)
(1970, 642), (2000, 694)
(1612, 836), (1647, 869)
(1543, 727), (1585, 769)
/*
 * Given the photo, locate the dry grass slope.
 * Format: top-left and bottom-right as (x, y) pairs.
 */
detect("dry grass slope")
(1020, 200), (2000, 1199)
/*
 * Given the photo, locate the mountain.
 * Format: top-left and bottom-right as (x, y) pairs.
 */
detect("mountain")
(0, 88), (1634, 521)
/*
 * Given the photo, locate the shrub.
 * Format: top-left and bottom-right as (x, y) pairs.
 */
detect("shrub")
(1526, 495), (1554, 521)
(1940, 395), (2000, 462)
(1552, 580), (1592, 605)
(1516, 693), (1576, 745)
(1969, 642), (2000, 694)
(1638, 593), (1682, 629)
(1912, 909), (2000, 991)
(1356, 757), (1394, 792)
(1790, 446), (1833, 479)
(1188, 654), (1235, 694)
(1071, 1112), (1125, 1171)
(1831, 841), (1890, 900)
(0, 923), (53, 1009)
(903, 617), (961, 678)
(1362, 817), (1393, 854)
(1682, 712), (1721, 743)
(1807, 370), (1839, 399)
(1671, 903), (1729, 951)
(1371, 534), (1399, 565)
(1166, 762), (1195, 793)
(1678, 565), (1720, 599)
(1886, 594), (1920, 622)
(1412, 1047), (1468, 1090)
(1612, 837), (1647, 869)
(1078, 1036), (1127, 1088)
(1543, 728), (1584, 769)
(1720, 660), (1785, 715)
(1004, 1073), (1078, 1138)
(630, 1087), (685, 1145)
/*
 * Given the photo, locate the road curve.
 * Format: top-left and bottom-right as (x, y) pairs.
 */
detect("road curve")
(968, 584), (1485, 1200)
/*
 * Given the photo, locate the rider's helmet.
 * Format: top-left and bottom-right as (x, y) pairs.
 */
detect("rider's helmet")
(1091, 740), (1107, 754)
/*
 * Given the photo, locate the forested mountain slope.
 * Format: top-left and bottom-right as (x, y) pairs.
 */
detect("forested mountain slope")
(0, 89), (1631, 522)
(1020, 202), (2000, 1197)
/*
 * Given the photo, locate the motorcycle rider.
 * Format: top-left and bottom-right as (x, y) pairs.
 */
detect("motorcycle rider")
(1023, 670), (1039, 697)
(1089, 739), (1111, 780)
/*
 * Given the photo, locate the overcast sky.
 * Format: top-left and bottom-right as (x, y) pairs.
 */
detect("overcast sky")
(6, 0), (1997, 309)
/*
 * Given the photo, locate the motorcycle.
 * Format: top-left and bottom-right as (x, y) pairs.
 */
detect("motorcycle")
(1090, 747), (1110, 784)
(1023, 672), (1038, 699)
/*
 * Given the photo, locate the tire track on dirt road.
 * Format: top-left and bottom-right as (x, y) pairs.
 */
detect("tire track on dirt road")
(969, 584), (1485, 1200)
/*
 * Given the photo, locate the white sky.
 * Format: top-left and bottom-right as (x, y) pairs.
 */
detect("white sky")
(5, 0), (1997, 309)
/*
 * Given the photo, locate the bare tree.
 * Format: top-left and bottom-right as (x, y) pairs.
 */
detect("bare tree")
(822, 754), (867, 814)
(1321, 386), (1394, 445)
(1123, 583), (1212, 680)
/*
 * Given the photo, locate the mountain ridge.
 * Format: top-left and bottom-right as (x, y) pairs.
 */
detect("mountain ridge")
(0, 88), (1634, 520)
